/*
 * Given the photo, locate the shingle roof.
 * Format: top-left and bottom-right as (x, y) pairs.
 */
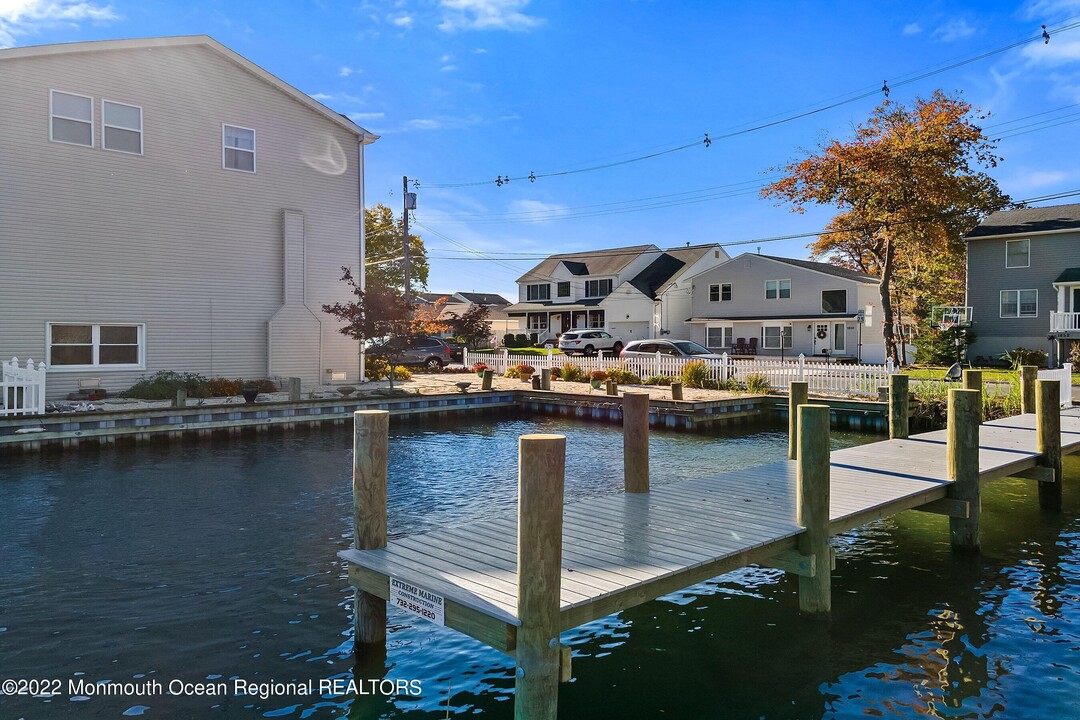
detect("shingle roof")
(417, 292), (450, 304)
(757, 255), (879, 283)
(654, 244), (721, 295)
(964, 203), (1080, 239)
(628, 254), (687, 300)
(1054, 268), (1080, 284)
(457, 292), (510, 306)
(516, 245), (657, 283)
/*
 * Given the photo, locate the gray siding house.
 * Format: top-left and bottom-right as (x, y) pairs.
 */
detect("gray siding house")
(686, 253), (888, 363)
(964, 203), (1080, 365)
(0, 36), (377, 399)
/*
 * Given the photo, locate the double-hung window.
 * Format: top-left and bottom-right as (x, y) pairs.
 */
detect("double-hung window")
(762, 325), (793, 349)
(557, 282), (571, 298)
(1005, 239), (1030, 269)
(585, 279), (612, 298)
(706, 326), (733, 349)
(765, 279), (790, 300)
(1000, 290), (1038, 318)
(103, 100), (143, 154)
(50, 90), (93, 147)
(48, 323), (144, 369)
(223, 124), (256, 172)
(526, 284), (550, 301)
(709, 283), (732, 302)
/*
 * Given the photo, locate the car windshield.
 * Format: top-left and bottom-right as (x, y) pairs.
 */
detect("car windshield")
(673, 341), (712, 356)
(562, 333), (579, 340)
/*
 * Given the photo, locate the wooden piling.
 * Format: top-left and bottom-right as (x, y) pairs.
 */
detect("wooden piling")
(515, 433), (566, 720)
(796, 403), (830, 614)
(888, 374), (909, 439)
(671, 381), (683, 401)
(788, 381), (809, 460)
(1021, 365), (1037, 414)
(962, 370), (983, 423)
(481, 370), (493, 391)
(540, 368), (551, 391)
(174, 388), (187, 408)
(289, 377), (302, 402)
(946, 389), (980, 550)
(606, 379), (618, 396)
(531, 375), (541, 390)
(352, 410), (389, 648)
(1037, 379), (1062, 512)
(623, 392), (650, 493)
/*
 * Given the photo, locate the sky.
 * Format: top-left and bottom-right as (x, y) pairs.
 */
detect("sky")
(4, 0), (1080, 301)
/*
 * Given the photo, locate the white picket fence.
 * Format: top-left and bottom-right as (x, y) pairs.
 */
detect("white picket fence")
(1038, 362), (1074, 407)
(2, 357), (47, 416)
(464, 349), (897, 397)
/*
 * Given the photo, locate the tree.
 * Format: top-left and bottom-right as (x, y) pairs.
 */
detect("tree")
(762, 91), (1011, 364)
(365, 203), (429, 296)
(447, 304), (492, 348)
(409, 297), (451, 336)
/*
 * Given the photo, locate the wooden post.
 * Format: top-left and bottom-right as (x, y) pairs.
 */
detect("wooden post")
(606, 379), (618, 396)
(671, 381), (683, 401)
(515, 434), (566, 720)
(481, 369), (493, 391)
(796, 403), (830, 614)
(1021, 365), (1037, 414)
(1037, 379), (1063, 512)
(531, 375), (541, 390)
(623, 392), (650, 493)
(174, 388), (187, 408)
(540, 368), (551, 391)
(353, 410), (389, 648)
(888, 374), (909, 439)
(788, 381), (809, 460)
(288, 377), (302, 402)
(946, 389), (980, 551)
(962, 370), (983, 423)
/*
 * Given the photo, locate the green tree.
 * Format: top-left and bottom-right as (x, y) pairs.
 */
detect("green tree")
(762, 91), (1010, 364)
(365, 203), (429, 295)
(447, 304), (492, 348)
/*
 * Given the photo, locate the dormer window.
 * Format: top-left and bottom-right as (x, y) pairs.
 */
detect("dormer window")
(585, 279), (612, 298)
(557, 282), (571, 298)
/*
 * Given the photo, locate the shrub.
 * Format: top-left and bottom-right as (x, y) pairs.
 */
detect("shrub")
(643, 374), (673, 386)
(504, 367), (520, 379)
(550, 366), (562, 379)
(515, 333), (530, 347)
(1070, 341), (1080, 366)
(121, 371), (211, 400)
(560, 363), (587, 382)
(207, 377), (242, 397)
(915, 324), (976, 365)
(515, 363), (536, 375)
(719, 377), (745, 392)
(1000, 347), (1048, 370)
(744, 373), (771, 394)
(589, 369), (607, 382)
(503, 333), (516, 347)
(606, 366), (642, 385)
(681, 360), (711, 389)
(365, 358), (413, 381)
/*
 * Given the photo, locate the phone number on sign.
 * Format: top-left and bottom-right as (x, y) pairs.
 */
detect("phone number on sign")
(393, 597), (439, 621)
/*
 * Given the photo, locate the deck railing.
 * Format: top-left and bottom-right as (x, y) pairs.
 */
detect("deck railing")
(1038, 362), (1074, 407)
(2, 357), (47, 416)
(1050, 312), (1080, 332)
(464, 349), (896, 397)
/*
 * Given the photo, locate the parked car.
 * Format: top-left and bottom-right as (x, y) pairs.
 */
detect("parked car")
(374, 336), (453, 369)
(441, 339), (467, 362)
(558, 331), (623, 356)
(619, 339), (727, 360)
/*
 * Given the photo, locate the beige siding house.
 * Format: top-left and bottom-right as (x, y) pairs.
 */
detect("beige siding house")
(0, 36), (377, 399)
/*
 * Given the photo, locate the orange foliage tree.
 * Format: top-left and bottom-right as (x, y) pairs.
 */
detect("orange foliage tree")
(762, 90), (1011, 364)
(409, 296), (451, 336)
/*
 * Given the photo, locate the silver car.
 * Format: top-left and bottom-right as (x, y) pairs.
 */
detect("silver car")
(619, 339), (727, 360)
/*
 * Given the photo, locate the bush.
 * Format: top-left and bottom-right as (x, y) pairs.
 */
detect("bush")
(744, 373), (771, 394)
(365, 358), (412, 381)
(207, 377), (242, 397)
(515, 363), (536, 375)
(504, 367), (520, 379)
(560, 363), (587, 382)
(719, 377), (745, 392)
(515, 333), (530, 347)
(605, 366), (642, 384)
(644, 374), (673, 386)
(681, 360), (711, 389)
(1070, 341), (1080, 366)
(550, 366), (562, 379)
(915, 325), (976, 366)
(241, 378), (279, 393)
(1000, 347), (1048, 369)
(503, 333), (516, 347)
(472, 362), (488, 374)
(589, 369), (607, 382)
(121, 371), (211, 400)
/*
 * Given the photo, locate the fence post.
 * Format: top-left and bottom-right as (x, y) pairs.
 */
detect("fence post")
(1037, 379), (1063, 512)
(352, 410), (389, 649)
(502, 348), (509, 373)
(482, 370), (493, 391)
(606, 379), (618, 396)
(946, 389), (980, 551)
(540, 368), (551, 391)
(655, 351), (661, 378)
(463, 348), (469, 370)
(797, 403), (831, 614)
(174, 388), (187, 408)
(888, 374), (909, 439)
(1020, 365), (1038, 414)
(623, 392), (650, 493)
(962, 369), (983, 423)
(885, 357), (895, 374)
(288, 377), (302, 402)
(515, 434), (566, 720)
(721, 352), (730, 384)
(671, 381), (683, 401)
(788, 381), (809, 460)
(798, 354), (806, 382)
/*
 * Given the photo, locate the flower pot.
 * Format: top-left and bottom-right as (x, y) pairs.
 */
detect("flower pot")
(241, 387), (260, 404)
(520, 373), (533, 383)
(590, 380), (601, 389)
(476, 370), (486, 378)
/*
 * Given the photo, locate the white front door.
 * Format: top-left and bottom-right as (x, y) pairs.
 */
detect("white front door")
(814, 323), (830, 354)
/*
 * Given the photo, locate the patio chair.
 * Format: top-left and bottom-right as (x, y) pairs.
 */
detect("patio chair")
(747, 337), (758, 355)
(943, 362), (962, 382)
(734, 338), (747, 354)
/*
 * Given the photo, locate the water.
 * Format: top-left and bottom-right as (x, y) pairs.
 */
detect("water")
(1, 416), (1078, 719)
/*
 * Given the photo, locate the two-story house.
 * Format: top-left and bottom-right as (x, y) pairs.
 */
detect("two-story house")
(504, 243), (729, 343)
(964, 203), (1080, 365)
(0, 36), (376, 399)
(418, 292), (521, 340)
(686, 253), (887, 363)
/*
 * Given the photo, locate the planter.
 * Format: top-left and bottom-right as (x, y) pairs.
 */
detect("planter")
(241, 387), (260, 404)
(520, 373), (534, 383)
(590, 380), (602, 389)
(477, 370), (486, 378)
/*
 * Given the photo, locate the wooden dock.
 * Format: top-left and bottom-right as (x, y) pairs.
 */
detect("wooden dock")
(340, 376), (1077, 719)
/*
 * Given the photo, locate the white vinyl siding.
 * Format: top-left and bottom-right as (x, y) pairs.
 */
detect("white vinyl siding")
(50, 89), (93, 147)
(1000, 289), (1038, 318)
(557, 281), (570, 298)
(585, 279), (613, 298)
(223, 124), (255, 172)
(526, 284), (550, 301)
(762, 325), (792, 349)
(102, 99), (143, 154)
(1005, 239), (1030, 269)
(47, 323), (144, 370)
(765, 279), (791, 300)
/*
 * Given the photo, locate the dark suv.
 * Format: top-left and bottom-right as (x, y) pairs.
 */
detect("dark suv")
(377, 336), (453, 369)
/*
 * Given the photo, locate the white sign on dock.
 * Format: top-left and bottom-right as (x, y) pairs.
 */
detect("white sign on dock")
(389, 577), (445, 626)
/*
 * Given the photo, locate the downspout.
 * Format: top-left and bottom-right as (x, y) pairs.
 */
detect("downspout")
(358, 133), (366, 381)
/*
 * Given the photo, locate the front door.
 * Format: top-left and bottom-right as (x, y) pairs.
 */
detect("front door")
(1072, 287), (1080, 313)
(814, 323), (830, 354)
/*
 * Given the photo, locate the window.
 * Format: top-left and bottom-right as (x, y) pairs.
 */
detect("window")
(762, 325), (793, 349)
(48, 323), (143, 369)
(527, 313), (548, 330)
(709, 283), (732, 302)
(223, 124), (256, 172)
(102, 100), (143, 154)
(585, 279), (613, 298)
(526, 284), (550, 301)
(706, 325), (733, 349)
(1005, 239), (1030, 269)
(557, 281), (571, 298)
(1000, 289), (1038, 318)
(821, 289), (847, 314)
(587, 310), (605, 328)
(833, 323), (846, 352)
(50, 90), (93, 147)
(765, 279), (791, 300)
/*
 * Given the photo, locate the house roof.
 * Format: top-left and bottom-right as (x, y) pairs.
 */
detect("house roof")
(417, 293), (450, 304)
(504, 299), (605, 315)
(964, 203), (1080, 240)
(628, 254), (687, 300)
(653, 244), (723, 295)
(756, 255), (879, 283)
(516, 245), (657, 283)
(457, 292), (510, 306)
(1054, 268), (1080, 284)
(688, 313), (861, 322)
(0, 35), (378, 143)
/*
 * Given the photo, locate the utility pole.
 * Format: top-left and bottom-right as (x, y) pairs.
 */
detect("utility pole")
(402, 175), (417, 304)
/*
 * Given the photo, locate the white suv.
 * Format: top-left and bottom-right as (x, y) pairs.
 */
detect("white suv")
(558, 331), (623, 356)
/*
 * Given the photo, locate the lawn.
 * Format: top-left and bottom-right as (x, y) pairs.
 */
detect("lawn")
(472, 347), (565, 356)
(903, 365), (1080, 384)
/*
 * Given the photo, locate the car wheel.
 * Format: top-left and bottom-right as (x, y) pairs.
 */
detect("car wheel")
(583, 345), (595, 356)
(425, 357), (443, 370)
(612, 342), (623, 355)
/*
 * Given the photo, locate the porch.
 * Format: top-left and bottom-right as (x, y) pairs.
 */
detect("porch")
(690, 314), (869, 363)
(505, 301), (609, 343)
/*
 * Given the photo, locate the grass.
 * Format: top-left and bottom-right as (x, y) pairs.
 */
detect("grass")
(903, 364), (1080, 384)
(474, 347), (564, 356)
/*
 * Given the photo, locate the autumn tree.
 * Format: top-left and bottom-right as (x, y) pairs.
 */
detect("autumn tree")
(365, 203), (429, 296)
(446, 304), (492, 348)
(409, 297), (451, 336)
(762, 90), (1011, 364)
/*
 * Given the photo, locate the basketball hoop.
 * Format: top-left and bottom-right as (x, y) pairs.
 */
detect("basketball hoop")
(939, 321), (955, 332)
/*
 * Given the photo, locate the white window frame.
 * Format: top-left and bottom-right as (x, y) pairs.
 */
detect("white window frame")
(587, 310), (605, 328)
(762, 325), (792, 349)
(526, 313), (548, 331)
(706, 324), (733, 349)
(101, 98), (142, 155)
(999, 289), (1038, 318)
(765, 279), (791, 300)
(1005, 239), (1030, 269)
(49, 89), (94, 147)
(709, 283), (732, 302)
(833, 323), (846, 352)
(556, 281), (571, 298)
(222, 123), (256, 173)
(46, 322), (146, 371)
(584, 278), (613, 298)
(526, 283), (550, 301)
(821, 289), (847, 314)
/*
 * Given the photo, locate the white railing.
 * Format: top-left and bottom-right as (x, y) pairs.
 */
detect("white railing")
(1038, 362), (1073, 407)
(1050, 312), (1080, 332)
(2, 357), (47, 416)
(464, 349), (896, 397)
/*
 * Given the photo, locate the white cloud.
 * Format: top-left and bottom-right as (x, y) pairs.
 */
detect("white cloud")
(349, 111), (385, 121)
(437, 0), (544, 33)
(402, 113), (484, 131)
(1021, 0), (1080, 21)
(440, 64), (457, 72)
(309, 92), (334, 101)
(389, 13), (413, 27)
(1020, 38), (1080, 66)
(932, 18), (976, 42)
(440, 53), (452, 62)
(339, 65), (357, 77)
(1003, 168), (1072, 193)
(0, 0), (118, 47)
(472, 47), (487, 53)
(902, 22), (922, 35)
(506, 199), (568, 221)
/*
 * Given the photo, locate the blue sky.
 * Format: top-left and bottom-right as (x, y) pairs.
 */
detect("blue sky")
(4, 0), (1080, 301)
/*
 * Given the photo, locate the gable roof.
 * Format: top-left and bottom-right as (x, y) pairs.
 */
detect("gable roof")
(417, 293), (450, 304)
(516, 244), (657, 283)
(653, 244), (724, 296)
(0, 35), (378, 143)
(457, 292), (510, 305)
(628, 253), (687, 300)
(757, 254), (879, 283)
(964, 203), (1080, 240)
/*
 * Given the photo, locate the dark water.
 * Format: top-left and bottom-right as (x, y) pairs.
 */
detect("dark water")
(1, 416), (1078, 719)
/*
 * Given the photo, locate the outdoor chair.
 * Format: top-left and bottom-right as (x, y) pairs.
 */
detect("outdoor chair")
(734, 338), (747, 354)
(747, 337), (758, 355)
(943, 362), (962, 382)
